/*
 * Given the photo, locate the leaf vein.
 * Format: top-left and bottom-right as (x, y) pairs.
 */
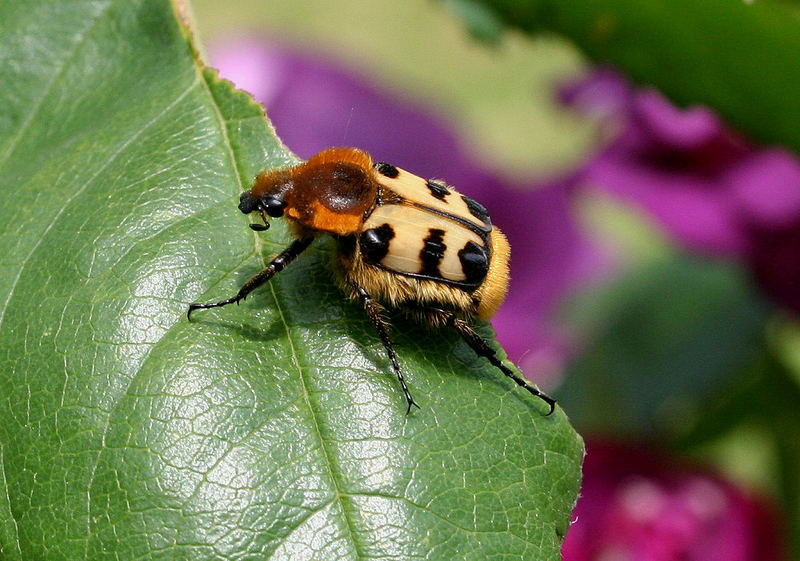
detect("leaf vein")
(342, 490), (541, 549)
(0, 443), (23, 560)
(0, 0), (113, 170)
(78, 81), (201, 557)
(0, 77), (200, 331)
(200, 68), (363, 558)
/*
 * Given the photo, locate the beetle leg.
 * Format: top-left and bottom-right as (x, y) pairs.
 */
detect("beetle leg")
(423, 308), (556, 415)
(187, 237), (314, 320)
(351, 282), (419, 414)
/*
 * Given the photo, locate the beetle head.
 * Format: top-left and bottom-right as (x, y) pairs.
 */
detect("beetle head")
(240, 169), (292, 231)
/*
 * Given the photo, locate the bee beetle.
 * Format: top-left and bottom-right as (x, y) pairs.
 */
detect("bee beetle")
(188, 147), (555, 414)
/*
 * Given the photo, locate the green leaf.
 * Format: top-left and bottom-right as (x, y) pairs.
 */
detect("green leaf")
(558, 255), (771, 439)
(0, 1), (582, 559)
(442, 0), (505, 43)
(469, 0), (800, 155)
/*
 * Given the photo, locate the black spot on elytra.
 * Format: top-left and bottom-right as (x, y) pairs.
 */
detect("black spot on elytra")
(420, 228), (446, 277)
(360, 224), (395, 263)
(426, 180), (450, 201)
(375, 162), (399, 178)
(458, 241), (489, 285)
(461, 195), (491, 225)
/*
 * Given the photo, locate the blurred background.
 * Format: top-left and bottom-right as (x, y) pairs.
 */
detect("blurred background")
(190, 1), (799, 559)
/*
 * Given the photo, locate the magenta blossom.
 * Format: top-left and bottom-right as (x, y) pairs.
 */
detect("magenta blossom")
(562, 68), (800, 314)
(563, 442), (783, 561)
(210, 38), (605, 383)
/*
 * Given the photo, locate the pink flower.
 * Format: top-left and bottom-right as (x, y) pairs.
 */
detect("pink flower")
(562, 442), (784, 561)
(562, 68), (800, 314)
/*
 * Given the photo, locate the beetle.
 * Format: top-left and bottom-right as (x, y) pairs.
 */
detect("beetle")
(188, 147), (555, 414)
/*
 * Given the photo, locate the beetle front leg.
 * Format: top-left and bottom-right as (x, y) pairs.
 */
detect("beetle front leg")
(187, 237), (313, 319)
(350, 282), (419, 414)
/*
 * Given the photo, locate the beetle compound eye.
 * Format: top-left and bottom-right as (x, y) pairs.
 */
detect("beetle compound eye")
(263, 197), (287, 218)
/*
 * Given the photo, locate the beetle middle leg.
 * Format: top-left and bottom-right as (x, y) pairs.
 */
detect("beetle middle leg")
(350, 282), (419, 414)
(188, 237), (314, 319)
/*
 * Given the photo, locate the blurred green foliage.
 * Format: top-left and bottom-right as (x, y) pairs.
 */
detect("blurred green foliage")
(466, 0), (800, 155)
(558, 256), (771, 439)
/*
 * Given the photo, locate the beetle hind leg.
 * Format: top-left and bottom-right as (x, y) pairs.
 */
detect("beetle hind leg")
(419, 308), (556, 415)
(452, 317), (555, 415)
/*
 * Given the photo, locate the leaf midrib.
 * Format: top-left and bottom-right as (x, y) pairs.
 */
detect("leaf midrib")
(265, 280), (363, 558)
(199, 72), (363, 556)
